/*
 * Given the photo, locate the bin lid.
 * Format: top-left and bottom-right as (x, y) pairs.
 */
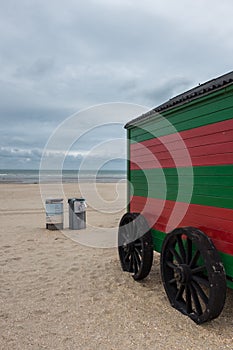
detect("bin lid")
(68, 198), (85, 203)
(68, 198), (75, 203)
(46, 198), (63, 204)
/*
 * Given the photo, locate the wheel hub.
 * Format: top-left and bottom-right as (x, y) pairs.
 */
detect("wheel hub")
(123, 241), (135, 253)
(128, 242), (136, 252)
(174, 264), (192, 284)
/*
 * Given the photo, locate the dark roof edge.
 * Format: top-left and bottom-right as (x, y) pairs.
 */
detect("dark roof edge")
(125, 70), (233, 129)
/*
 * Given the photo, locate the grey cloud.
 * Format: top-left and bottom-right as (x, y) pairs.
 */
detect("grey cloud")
(0, 147), (42, 159)
(1, 0), (233, 168)
(0, 146), (42, 169)
(0, 146), (83, 169)
(15, 57), (55, 80)
(0, 106), (73, 153)
(137, 77), (194, 106)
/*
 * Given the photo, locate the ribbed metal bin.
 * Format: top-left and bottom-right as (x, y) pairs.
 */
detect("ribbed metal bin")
(68, 198), (86, 230)
(45, 198), (63, 230)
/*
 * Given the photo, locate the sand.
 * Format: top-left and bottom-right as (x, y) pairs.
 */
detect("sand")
(1, 183), (233, 350)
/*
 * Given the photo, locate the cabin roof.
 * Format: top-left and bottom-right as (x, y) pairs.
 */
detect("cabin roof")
(125, 71), (233, 129)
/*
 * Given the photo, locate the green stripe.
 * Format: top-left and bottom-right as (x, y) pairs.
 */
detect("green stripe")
(129, 86), (233, 142)
(151, 229), (233, 288)
(151, 228), (165, 253)
(130, 165), (233, 209)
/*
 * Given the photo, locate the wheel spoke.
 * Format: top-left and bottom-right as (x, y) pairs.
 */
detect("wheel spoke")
(186, 238), (192, 264)
(192, 265), (206, 274)
(135, 248), (142, 261)
(128, 254), (133, 272)
(192, 275), (209, 289)
(190, 283), (203, 315)
(189, 249), (200, 268)
(177, 235), (186, 262)
(166, 261), (178, 270)
(185, 285), (192, 314)
(168, 278), (177, 285)
(123, 251), (131, 263)
(175, 284), (185, 301)
(132, 253), (138, 274)
(169, 246), (183, 264)
(192, 280), (209, 305)
(134, 249), (142, 268)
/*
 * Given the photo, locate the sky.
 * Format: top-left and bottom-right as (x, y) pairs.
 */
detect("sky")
(1, 0), (233, 169)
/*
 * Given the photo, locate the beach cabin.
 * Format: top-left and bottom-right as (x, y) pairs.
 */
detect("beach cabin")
(118, 71), (233, 324)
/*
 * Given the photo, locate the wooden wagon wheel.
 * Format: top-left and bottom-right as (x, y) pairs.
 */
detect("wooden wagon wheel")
(160, 227), (226, 324)
(118, 213), (153, 281)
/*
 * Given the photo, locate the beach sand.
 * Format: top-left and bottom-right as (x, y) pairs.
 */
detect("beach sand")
(1, 183), (233, 350)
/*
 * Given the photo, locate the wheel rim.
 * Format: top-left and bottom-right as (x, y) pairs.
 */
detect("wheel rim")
(118, 214), (143, 275)
(118, 213), (153, 280)
(161, 227), (226, 324)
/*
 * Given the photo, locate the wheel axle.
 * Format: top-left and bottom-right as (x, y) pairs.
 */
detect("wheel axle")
(174, 264), (192, 284)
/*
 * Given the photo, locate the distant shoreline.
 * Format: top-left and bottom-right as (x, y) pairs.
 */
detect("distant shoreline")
(0, 169), (126, 184)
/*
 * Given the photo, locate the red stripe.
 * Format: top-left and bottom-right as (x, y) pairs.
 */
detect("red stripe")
(130, 119), (233, 169)
(130, 195), (233, 255)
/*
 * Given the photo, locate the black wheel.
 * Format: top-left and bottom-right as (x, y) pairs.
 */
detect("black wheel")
(161, 227), (226, 324)
(118, 213), (153, 281)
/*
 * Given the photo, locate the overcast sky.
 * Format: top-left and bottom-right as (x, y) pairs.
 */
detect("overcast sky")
(1, 0), (233, 169)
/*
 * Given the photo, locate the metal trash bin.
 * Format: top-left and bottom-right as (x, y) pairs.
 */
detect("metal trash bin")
(68, 198), (86, 230)
(45, 198), (63, 230)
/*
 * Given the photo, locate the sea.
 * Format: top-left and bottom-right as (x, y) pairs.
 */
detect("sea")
(0, 169), (126, 184)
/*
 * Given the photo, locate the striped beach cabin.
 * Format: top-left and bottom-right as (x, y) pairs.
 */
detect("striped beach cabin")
(118, 71), (233, 324)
